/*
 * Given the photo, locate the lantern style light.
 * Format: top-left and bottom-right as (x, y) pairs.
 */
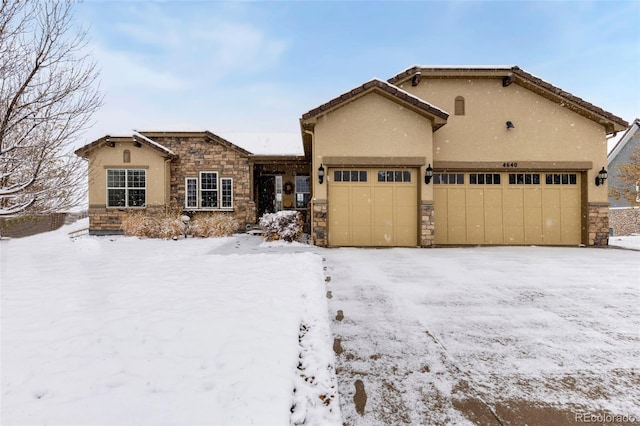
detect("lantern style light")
(318, 164), (325, 184)
(595, 167), (608, 186)
(424, 164), (434, 185)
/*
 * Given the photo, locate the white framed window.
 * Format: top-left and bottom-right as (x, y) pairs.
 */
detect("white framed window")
(184, 172), (233, 210)
(221, 178), (233, 208)
(107, 169), (146, 208)
(185, 177), (198, 208)
(200, 171), (218, 208)
(295, 175), (311, 208)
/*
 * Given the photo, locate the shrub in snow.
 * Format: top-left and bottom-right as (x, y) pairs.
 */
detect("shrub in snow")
(121, 211), (186, 239)
(259, 211), (303, 242)
(190, 213), (239, 238)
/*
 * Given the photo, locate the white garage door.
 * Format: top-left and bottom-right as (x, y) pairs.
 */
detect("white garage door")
(328, 168), (418, 247)
(434, 172), (582, 245)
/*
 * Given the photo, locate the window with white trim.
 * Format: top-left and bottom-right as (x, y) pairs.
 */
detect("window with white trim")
(221, 178), (233, 208)
(184, 172), (234, 210)
(295, 175), (311, 208)
(200, 172), (218, 208)
(107, 169), (146, 208)
(185, 178), (198, 208)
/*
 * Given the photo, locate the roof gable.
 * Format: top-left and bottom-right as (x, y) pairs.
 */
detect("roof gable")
(75, 133), (176, 158)
(388, 65), (628, 135)
(608, 118), (640, 164)
(138, 131), (253, 157)
(301, 78), (449, 127)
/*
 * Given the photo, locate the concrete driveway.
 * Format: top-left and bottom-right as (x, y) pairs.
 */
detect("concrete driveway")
(322, 246), (640, 425)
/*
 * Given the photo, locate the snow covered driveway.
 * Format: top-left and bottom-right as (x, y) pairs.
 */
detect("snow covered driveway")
(324, 247), (640, 425)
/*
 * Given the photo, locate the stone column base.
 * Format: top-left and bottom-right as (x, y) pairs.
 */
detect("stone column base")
(312, 201), (328, 247)
(588, 204), (609, 246)
(420, 203), (435, 247)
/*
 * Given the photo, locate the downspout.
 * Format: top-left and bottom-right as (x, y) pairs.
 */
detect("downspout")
(164, 157), (172, 211)
(303, 127), (317, 245)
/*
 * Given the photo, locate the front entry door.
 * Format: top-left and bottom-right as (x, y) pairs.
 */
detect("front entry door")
(257, 176), (275, 217)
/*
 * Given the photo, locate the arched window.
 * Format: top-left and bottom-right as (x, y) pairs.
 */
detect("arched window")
(123, 149), (131, 163)
(455, 96), (465, 116)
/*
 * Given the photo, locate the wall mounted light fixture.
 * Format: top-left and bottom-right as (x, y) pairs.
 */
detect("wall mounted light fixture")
(318, 164), (325, 184)
(424, 164), (433, 184)
(595, 167), (608, 186)
(506, 121), (515, 130)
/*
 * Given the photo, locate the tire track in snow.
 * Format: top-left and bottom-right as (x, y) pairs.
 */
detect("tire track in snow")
(323, 249), (476, 425)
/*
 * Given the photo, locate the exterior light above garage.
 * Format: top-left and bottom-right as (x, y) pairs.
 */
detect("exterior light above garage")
(318, 164), (325, 184)
(595, 167), (608, 186)
(424, 164), (433, 184)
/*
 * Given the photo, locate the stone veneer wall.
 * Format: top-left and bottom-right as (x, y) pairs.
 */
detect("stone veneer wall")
(588, 204), (609, 246)
(420, 203), (435, 247)
(153, 135), (255, 230)
(89, 205), (165, 234)
(609, 207), (640, 236)
(312, 202), (328, 247)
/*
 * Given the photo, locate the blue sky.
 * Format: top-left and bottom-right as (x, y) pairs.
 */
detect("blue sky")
(75, 0), (639, 148)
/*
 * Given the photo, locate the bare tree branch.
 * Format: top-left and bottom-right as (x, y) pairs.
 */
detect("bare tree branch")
(0, 0), (102, 216)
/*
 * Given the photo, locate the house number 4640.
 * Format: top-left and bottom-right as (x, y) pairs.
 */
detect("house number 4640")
(503, 162), (518, 168)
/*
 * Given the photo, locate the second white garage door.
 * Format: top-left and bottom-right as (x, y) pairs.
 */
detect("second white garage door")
(328, 168), (418, 247)
(434, 171), (582, 245)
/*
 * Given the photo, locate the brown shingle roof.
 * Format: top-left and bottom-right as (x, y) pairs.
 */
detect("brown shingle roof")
(388, 65), (628, 134)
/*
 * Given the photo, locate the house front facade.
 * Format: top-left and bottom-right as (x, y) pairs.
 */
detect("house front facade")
(76, 65), (628, 246)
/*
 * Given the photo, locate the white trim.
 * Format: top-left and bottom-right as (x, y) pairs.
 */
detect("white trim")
(199, 171), (219, 209)
(608, 120), (640, 163)
(132, 131), (176, 156)
(221, 177), (233, 209)
(106, 168), (147, 208)
(185, 177), (198, 209)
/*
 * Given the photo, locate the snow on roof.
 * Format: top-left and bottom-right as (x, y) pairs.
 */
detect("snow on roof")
(608, 118), (640, 161)
(132, 131), (176, 156)
(370, 77), (449, 117)
(218, 132), (303, 156)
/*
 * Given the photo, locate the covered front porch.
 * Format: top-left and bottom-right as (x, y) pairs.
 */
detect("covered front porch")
(250, 155), (312, 232)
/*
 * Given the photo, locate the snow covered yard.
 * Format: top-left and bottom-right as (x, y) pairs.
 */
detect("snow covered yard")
(324, 246), (640, 425)
(1, 221), (340, 426)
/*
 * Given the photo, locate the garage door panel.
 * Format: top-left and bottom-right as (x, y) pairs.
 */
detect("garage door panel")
(434, 171), (582, 246)
(542, 189), (561, 244)
(434, 189), (448, 244)
(448, 189), (466, 226)
(352, 187), (372, 226)
(328, 168), (417, 246)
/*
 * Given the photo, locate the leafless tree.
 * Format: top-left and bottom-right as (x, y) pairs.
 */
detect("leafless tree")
(0, 1), (102, 216)
(610, 143), (640, 225)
